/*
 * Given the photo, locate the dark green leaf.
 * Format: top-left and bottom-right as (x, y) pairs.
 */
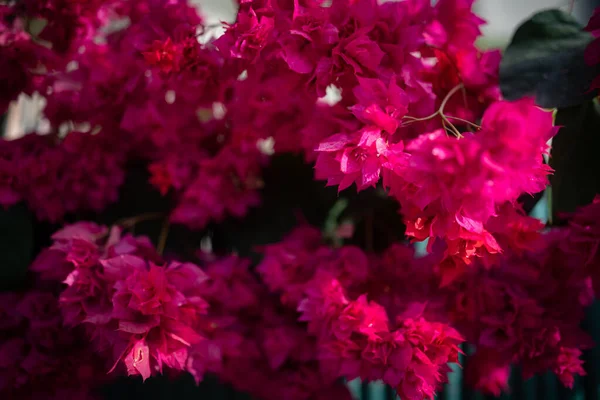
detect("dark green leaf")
(500, 9), (599, 108)
(550, 100), (600, 223)
(1, 112), (6, 137)
(0, 203), (34, 290)
(323, 197), (350, 246)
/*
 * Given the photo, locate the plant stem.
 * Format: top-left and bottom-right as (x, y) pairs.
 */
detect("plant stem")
(439, 83), (464, 115)
(157, 218), (170, 256)
(115, 212), (164, 229)
(445, 115), (481, 129)
(402, 83), (469, 137)
(438, 84), (465, 137)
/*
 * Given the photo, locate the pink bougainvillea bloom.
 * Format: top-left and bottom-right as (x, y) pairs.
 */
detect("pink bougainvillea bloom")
(350, 76), (409, 134)
(315, 128), (397, 192)
(216, 6), (275, 63)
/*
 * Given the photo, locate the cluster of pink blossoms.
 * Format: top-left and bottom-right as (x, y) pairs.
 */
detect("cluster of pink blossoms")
(6, 202), (598, 399)
(31, 222), (210, 382)
(0, 0), (540, 248)
(2, 0), (600, 398)
(450, 230), (593, 395)
(25, 222), (356, 399)
(1, 0), (264, 225)
(258, 227), (463, 399)
(196, 254), (352, 400)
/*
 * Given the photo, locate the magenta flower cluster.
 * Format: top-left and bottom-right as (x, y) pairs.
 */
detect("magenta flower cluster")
(12, 200), (600, 399)
(1, 0), (600, 399)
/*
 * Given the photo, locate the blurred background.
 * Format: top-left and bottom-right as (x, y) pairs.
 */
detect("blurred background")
(191, 0), (598, 45)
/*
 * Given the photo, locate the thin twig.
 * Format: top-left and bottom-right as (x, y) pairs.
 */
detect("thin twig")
(115, 212), (164, 229)
(442, 120), (450, 137)
(439, 83), (464, 115)
(445, 115), (481, 129)
(402, 83), (466, 138)
(442, 119), (462, 138)
(426, 46), (470, 110)
(460, 85), (469, 110)
(403, 113), (439, 123)
(439, 84), (465, 138)
(157, 218), (170, 256)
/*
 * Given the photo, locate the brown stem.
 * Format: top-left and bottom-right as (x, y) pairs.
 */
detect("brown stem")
(115, 212), (164, 229)
(445, 115), (481, 129)
(439, 83), (464, 115)
(403, 112), (440, 123)
(157, 218), (170, 256)
(426, 46), (470, 110)
(402, 83), (467, 138)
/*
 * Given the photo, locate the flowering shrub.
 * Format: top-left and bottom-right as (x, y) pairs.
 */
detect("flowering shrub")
(1, 0), (600, 399)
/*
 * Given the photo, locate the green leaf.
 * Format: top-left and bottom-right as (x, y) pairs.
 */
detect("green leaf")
(0, 204), (34, 290)
(323, 198), (350, 247)
(1, 112), (6, 137)
(27, 17), (48, 37)
(550, 100), (600, 224)
(500, 9), (599, 108)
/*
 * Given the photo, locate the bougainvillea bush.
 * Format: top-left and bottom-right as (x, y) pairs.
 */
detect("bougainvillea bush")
(1, 0), (600, 399)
